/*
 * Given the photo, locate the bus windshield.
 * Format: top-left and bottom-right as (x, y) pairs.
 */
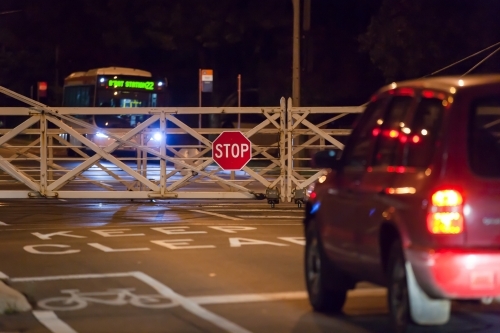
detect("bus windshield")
(63, 68), (167, 129)
(96, 90), (160, 108)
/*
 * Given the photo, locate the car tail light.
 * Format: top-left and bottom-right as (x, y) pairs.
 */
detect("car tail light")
(427, 189), (464, 234)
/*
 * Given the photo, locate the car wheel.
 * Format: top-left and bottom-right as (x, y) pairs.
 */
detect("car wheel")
(305, 221), (350, 313)
(388, 240), (450, 333)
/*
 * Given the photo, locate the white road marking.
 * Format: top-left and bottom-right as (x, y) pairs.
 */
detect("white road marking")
(58, 199), (67, 202)
(189, 291), (307, 304)
(187, 288), (386, 305)
(191, 210), (243, 221)
(33, 310), (78, 333)
(152, 226), (207, 235)
(0, 271), (8, 279)
(0, 221), (9, 225)
(11, 272), (132, 283)
(11, 272), (387, 333)
(133, 272), (252, 333)
(229, 238), (288, 247)
(32, 231), (86, 240)
(236, 215), (303, 219)
(278, 237), (305, 246)
(87, 243), (150, 252)
(205, 209), (303, 212)
(151, 239), (216, 250)
(11, 272), (252, 333)
(23, 244), (81, 255)
(0, 223), (302, 232)
(208, 226), (256, 233)
(347, 288), (387, 297)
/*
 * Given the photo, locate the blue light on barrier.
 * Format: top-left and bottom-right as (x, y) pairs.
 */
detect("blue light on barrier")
(310, 202), (321, 214)
(99, 78), (105, 83)
(158, 82), (163, 87)
(153, 132), (162, 141)
(96, 132), (109, 138)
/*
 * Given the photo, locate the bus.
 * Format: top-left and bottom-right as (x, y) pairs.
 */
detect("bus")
(62, 67), (168, 155)
(63, 67), (168, 108)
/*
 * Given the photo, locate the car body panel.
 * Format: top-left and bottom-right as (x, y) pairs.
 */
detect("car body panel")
(306, 75), (500, 300)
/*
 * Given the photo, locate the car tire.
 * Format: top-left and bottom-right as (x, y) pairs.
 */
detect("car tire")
(305, 221), (350, 313)
(388, 240), (451, 333)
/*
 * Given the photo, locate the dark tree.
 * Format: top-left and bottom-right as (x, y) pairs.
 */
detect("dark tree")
(360, 0), (500, 82)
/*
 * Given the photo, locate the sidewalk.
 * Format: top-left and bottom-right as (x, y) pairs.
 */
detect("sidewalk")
(0, 278), (31, 314)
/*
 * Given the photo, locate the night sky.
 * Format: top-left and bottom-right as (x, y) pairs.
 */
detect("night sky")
(1, 0), (500, 108)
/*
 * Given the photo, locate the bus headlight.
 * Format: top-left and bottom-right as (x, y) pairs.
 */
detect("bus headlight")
(96, 132), (109, 138)
(153, 132), (163, 141)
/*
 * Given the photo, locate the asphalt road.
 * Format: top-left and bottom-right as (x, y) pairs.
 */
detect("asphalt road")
(0, 200), (498, 333)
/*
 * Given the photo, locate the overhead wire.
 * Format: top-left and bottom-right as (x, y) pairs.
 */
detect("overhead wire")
(422, 41), (500, 78)
(462, 45), (500, 77)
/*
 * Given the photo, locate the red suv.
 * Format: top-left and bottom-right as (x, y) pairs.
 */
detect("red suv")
(304, 75), (500, 332)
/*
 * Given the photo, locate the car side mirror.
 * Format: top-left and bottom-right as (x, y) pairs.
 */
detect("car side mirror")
(313, 150), (339, 169)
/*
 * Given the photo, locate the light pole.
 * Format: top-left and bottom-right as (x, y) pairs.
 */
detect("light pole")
(292, 0), (301, 107)
(291, 0), (311, 107)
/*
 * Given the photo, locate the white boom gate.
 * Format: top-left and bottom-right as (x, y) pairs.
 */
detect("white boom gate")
(0, 87), (363, 204)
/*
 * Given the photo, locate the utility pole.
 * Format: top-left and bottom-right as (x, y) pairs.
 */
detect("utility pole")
(292, 0), (301, 108)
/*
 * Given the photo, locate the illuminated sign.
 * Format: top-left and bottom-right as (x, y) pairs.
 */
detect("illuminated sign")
(108, 80), (154, 91)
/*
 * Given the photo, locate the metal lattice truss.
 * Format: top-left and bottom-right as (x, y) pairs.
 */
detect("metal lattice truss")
(0, 87), (363, 202)
(285, 98), (364, 202)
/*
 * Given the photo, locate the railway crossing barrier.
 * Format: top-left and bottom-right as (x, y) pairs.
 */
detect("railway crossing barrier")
(0, 86), (364, 205)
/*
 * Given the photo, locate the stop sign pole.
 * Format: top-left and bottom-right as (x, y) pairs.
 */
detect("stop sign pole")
(212, 131), (252, 171)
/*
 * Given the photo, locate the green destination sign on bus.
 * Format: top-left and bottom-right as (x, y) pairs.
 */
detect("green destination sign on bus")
(108, 79), (155, 91)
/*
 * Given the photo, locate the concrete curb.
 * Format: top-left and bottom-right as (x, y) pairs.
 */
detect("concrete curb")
(0, 280), (32, 314)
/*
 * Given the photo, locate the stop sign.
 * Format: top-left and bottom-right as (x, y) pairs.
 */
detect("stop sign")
(212, 131), (252, 170)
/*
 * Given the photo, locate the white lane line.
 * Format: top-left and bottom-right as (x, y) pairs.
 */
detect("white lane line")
(0, 271), (8, 279)
(236, 215), (303, 219)
(33, 310), (78, 333)
(205, 209), (303, 213)
(0, 223), (302, 232)
(278, 237), (305, 246)
(132, 272), (252, 333)
(11, 272), (132, 283)
(186, 288), (386, 305)
(0, 221), (9, 225)
(348, 288), (387, 297)
(189, 291), (307, 305)
(190, 210), (243, 221)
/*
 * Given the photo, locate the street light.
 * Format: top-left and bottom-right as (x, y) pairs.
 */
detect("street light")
(292, 0), (300, 107)
(291, 0), (311, 108)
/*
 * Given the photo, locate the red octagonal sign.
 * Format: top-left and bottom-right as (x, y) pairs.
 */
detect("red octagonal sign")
(212, 131), (252, 170)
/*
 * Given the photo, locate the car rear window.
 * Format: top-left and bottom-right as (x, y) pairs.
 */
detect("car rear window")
(372, 96), (413, 166)
(402, 98), (444, 168)
(469, 97), (500, 177)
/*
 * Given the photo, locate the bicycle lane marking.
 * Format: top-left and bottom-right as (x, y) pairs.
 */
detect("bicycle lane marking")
(133, 272), (252, 333)
(33, 311), (77, 333)
(38, 288), (179, 311)
(11, 271), (252, 333)
(190, 210), (243, 221)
